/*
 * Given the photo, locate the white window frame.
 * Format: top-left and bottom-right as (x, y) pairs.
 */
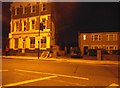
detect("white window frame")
(42, 3), (47, 11)
(91, 34), (101, 41)
(23, 6), (27, 14)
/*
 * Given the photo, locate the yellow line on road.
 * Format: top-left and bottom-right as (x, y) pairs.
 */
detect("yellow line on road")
(3, 75), (57, 86)
(15, 69), (89, 80)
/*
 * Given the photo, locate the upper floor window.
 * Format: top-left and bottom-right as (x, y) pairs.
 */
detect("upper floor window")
(16, 21), (19, 31)
(107, 34), (117, 41)
(31, 20), (35, 29)
(83, 35), (86, 40)
(92, 34), (101, 41)
(31, 5), (36, 13)
(23, 21), (27, 31)
(23, 7), (27, 14)
(15, 8), (20, 15)
(42, 3), (47, 11)
(42, 18), (46, 29)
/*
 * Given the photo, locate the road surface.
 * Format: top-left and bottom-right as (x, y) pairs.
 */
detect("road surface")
(1, 58), (119, 87)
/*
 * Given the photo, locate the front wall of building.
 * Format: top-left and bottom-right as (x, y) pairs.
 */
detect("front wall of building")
(78, 32), (120, 56)
(9, 2), (55, 55)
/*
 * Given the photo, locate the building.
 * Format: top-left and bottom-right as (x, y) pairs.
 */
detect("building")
(78, 32), (120, 56)
(8, 2), (55, 55)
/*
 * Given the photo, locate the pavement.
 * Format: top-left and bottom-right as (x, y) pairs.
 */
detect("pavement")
(1, 55), (120, 65)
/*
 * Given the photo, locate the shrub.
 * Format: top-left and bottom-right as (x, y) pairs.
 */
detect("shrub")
(112, 50), (120, 55)
(88, 49), (97, 56)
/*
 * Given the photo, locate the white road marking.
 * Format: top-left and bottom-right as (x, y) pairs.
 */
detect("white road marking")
(106, 83), (119, 88)
(0, 70), (8, 72)
(3, 75), (57, 86)
(15, 69), (89, 80)
(51, 79), (86, 86)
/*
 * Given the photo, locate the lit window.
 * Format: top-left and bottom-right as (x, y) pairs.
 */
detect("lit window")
(83, 35), (86, 40)
(30, 37), (35, 48)
(41, 37), (46, 48)
(16, 22), (19, 31)
(15, 38), (18, 48)
(42, 18), (46, 29)
(31, 20), (35, 29)
(24, 21), (27, 31)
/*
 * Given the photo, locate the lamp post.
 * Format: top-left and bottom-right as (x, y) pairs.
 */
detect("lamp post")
(38, 22), (44, 59)
(38, 2), (44, 59)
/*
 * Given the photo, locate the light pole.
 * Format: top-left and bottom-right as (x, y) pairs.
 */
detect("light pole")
(38, 2), (44, 59)
(38, 22), (44, 59)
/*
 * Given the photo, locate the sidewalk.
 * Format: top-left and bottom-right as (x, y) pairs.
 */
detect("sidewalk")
(1, 55), (119, 65)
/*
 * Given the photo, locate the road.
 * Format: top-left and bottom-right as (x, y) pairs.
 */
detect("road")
(1, 58), (119, 87)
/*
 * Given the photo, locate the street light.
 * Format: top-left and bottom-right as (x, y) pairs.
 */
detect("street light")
(38, 22), (44, 59)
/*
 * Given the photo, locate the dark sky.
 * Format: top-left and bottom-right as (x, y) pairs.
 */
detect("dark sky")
(2, 2), (119, 49)
(52, 2), (119, 47)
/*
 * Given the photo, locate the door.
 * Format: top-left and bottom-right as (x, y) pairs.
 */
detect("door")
(22, 39), (25, 53)
(84, 46), (88, 55)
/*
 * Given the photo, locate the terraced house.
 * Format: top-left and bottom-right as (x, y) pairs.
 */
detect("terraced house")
(78, 32), (120, 56)
(9, 2), (55, 56)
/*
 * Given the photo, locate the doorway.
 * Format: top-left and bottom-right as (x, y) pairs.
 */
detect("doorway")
(84, 46), (88, 55)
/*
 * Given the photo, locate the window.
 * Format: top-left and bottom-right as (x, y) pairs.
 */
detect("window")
(15, 38), (18, 48)
(16, 22), (19, 31)
(24, 7), (27, 14)
(42, 3), (47, 11)
(42, 18), (46, 29)
(92, 34), (101, 41)
(12, 7), (15, 15)
(30, 37), (35, 48)
(94, 35), (98, 41)
(16, 8), (19, 15)
(31, 20), (35, 29)
(32, 5), (36, 13)
(41, 37), (46, 48)
(107, 34), (117, 41)
(24, 21), (27, 31)
(83, 35), (86, 40)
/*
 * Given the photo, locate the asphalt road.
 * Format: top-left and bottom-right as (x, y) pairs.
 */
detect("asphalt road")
(1, 58), (119, 87)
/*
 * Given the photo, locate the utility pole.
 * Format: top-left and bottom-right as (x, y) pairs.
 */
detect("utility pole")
(38, 2), (44, 59)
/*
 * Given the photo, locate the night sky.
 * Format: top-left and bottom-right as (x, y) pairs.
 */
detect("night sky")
(2, 2), (119, 50)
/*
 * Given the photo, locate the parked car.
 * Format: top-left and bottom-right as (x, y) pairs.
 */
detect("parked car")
(70, 47), (82, 58)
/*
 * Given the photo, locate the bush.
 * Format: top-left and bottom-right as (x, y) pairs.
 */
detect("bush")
(112, 50), (120, 55)
(88, 49), (97, 56)
(102, 49), (109, 55)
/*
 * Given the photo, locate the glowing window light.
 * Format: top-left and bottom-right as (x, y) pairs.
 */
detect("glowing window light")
(83, 35), (86, 40)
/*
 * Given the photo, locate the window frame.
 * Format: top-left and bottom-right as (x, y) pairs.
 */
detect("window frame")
(30, 37), (35, 48)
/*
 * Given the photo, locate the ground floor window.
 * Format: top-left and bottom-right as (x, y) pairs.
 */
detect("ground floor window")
(14, 38), (18, 49)
(41, 37), (46, 48)
(30, 37), (35, 48)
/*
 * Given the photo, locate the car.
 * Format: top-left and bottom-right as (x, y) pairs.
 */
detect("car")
(70, 47), (82, 58)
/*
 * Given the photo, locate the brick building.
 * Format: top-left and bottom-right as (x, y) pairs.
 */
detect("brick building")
(8, 2), (55, 55)
(78, 32), (120, 56)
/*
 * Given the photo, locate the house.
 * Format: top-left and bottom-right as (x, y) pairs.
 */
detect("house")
(8, 2), (55, 56)
(78, 32), (120, 56)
